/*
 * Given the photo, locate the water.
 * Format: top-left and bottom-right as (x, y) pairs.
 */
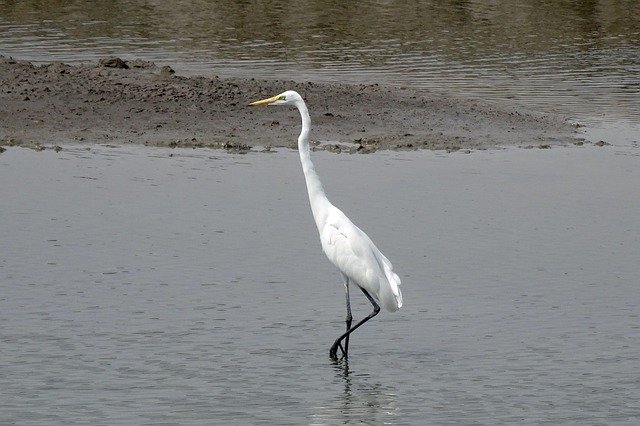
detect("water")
(1, 145), (639, 424)
(1, 1), (639, 423)
(1, 0), (639, 142)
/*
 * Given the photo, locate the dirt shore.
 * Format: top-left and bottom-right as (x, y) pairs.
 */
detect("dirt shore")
(0, 56), (581, 153)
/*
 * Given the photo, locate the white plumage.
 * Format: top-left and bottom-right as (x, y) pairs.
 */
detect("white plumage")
(320, 205), (403, 312)
(250, 90), (403, 359)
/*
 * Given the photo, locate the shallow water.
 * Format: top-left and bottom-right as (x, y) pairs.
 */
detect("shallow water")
(1, 0), (639, 141)
(1, 145), (639, 424)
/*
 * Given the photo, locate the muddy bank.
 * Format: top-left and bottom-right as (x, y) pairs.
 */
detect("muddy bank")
(0, 56), (581, 153)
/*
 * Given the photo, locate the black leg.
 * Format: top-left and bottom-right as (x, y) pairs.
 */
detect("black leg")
(330, 287), (380, 360)
(344, 278), (353, 356)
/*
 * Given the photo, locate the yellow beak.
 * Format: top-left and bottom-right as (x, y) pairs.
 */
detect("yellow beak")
(249, 94), (281, 106)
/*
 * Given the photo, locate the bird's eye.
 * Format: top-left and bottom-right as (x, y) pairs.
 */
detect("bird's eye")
(277, 95), (286, 101)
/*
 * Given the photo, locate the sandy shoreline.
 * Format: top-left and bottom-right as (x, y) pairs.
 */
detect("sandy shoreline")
(1, 56), (582, 153)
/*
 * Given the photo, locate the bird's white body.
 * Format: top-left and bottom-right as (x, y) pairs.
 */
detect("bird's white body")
(317, 205), (403, 312)
(250, 90), (402, 358)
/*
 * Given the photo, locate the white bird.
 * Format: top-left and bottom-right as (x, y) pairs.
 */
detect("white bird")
(250, 90), (403, 360)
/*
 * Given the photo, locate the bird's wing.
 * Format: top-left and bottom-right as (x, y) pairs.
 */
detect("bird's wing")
(319, 206), (402, 311)
(320, 206), (371, 267)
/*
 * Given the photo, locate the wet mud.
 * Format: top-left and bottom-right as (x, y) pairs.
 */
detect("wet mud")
(0, 56), (581, 153)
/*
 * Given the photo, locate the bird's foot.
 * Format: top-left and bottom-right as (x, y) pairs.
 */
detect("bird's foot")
(329, 339), (348, 361)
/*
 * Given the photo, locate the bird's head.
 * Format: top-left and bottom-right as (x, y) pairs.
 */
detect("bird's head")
(249, 90), (302, 107)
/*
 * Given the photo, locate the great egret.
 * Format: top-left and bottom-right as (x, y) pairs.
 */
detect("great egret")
(249, 91), (403, 360)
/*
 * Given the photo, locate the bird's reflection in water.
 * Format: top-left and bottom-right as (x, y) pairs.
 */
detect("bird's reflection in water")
(309, 359), (399, 424)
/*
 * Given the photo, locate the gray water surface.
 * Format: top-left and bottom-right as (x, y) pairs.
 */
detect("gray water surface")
(1, 145), (639, 424)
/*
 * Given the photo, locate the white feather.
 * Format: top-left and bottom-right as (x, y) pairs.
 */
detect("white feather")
(319, 205), (402, 312)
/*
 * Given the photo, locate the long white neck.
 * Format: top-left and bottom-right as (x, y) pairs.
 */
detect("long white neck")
(295, 99), (330, 230)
